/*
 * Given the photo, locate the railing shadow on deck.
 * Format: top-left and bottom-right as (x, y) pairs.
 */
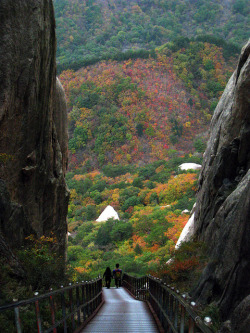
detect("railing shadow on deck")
(0, 278), (103, 333)
(122, 273), (213, 333)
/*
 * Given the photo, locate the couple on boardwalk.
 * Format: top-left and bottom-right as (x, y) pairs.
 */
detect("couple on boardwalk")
(103, 263), (122, 289)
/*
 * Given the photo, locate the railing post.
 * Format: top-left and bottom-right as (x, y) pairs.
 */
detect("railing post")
(61, 289), (67, 333)
(180, 304), (185, 333)
(162, 287), (166, 329)
(69, 288), (75, 331)
(76, 285), (81, 326)
(169, 294), (173, 322)
(34, 295), (42, 333)
(13, 300), (22, 333)
(82, 283), (86, 321)
(166, 289), (169, 322)
(188, 317), (195, 333)
(94, 280), (97, 310)
(158, 281), (163, 325)
(86, 283), (90, 317)
(90, 282), (93, 313)
(49, 291), (57, 333)
(174, 298), (179, 330)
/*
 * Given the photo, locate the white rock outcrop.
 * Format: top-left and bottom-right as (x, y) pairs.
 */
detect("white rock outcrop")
(175, 212), (195, 249)
(96, 205), (120, 222)
(178, 163), (202, 171)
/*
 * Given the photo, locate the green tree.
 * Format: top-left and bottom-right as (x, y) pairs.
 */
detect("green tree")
(134, 243), (143, 255)
(68, 245), (85, 262)
(85, 205), (97, 221)
(69, 127), (88, 150)
(136, 123), (144, 137)
(194, 138), (206, 153)
(110, 222), (133, 242)
(95, 219), (115, 246)
(122, 196), (139, 211)
(132, 177), (144, 188)
(149, 192), (159, 205)
(90, 190), (103, 204)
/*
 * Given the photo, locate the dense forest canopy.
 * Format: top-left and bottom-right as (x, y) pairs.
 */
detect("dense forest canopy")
(60, 40), (236, 169)
(53, 0), (249, 71)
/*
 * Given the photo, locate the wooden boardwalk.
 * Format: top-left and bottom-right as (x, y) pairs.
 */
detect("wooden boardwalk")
(81, 287), (159, 332)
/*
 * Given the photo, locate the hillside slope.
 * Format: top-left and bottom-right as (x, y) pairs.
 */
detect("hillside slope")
(60, 40), (236, 169)
(54, 0), (248, 71)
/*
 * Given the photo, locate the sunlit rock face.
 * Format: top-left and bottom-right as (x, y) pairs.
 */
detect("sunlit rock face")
(193, 41), (250, 328)
(0, 1), (69, 258)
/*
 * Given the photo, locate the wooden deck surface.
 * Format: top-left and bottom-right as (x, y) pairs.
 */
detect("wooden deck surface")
(81, 287), (159, 332)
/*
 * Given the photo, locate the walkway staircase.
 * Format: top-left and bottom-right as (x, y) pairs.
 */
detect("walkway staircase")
(81, 287), (159, 332)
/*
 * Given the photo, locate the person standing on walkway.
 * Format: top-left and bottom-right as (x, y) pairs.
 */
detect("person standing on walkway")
(113, 263), (122, 288)
(103, 267), (112, 289)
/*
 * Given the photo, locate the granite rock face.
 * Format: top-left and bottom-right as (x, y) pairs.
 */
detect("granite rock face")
(193, 41), (250, 327)
(0, 1), (69, 258)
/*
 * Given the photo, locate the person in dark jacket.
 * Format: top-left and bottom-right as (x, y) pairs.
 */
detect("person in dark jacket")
(103, 267), (112, 289)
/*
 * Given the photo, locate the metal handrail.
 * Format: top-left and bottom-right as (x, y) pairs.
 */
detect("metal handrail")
(122, 273), (213, 333)
(122, 273), (148, 300)
(0, 278), (103, 333)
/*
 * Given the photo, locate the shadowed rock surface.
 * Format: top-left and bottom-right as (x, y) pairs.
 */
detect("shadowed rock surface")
(0, 1), (69, 259)
(193, 41), (250, 329)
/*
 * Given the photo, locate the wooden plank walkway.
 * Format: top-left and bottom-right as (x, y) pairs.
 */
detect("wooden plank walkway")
(81, 287), (159, 332)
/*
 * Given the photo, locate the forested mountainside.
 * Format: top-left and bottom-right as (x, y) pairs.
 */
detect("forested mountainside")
(53, 0), (249, 71)
(60, 37), (238, 302)
(60, 40), (236, 169)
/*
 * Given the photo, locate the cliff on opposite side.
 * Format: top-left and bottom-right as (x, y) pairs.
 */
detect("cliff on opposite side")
(193, 40), (250, 332)
(0, 1), (69, 267)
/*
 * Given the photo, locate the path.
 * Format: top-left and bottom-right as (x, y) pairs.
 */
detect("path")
(81, 287), (159, 332)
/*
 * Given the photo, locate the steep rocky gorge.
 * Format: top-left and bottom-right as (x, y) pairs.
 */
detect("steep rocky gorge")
(193, 41), (250, 332)
(0, 0), (69, 265)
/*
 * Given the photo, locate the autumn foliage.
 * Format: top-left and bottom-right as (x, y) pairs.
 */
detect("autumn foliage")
(166, 213), (189, 245)
(63, 40), (236, 282)
(60, 41), (236, 170)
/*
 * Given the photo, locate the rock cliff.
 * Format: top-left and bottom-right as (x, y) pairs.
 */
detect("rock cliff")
(0, 1), (69, 261)
(193, 41), (250, 330)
